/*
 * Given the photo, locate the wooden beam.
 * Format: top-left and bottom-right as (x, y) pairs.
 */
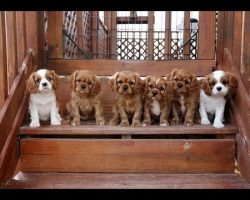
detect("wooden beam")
(90, 11), (99, 59)
(147, 11), (154, 60)
(36, 11), (46, 68)
(0, 12), (7, 108)
(25, 12), (39, 67)
(242, 12), (250, 93)
(198, 11), (216, 59)
(5, 11), (18, 89)
(47, 59), (215, 76)
(164, 11), (171, 59)
(15, 11), (27, 69)
(116, 16), (148, 24)
(77, 12), (83, 52)
(183, 11), (190, 59)
(110, 11), (117, 59)
(104, 11), (111, 30)
(47, 11), (63, 58)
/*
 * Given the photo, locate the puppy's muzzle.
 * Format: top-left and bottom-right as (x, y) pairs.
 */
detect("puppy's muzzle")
(123, 85), (129, 91)
(217, 86), (222, 91)
(81, 84), (86, 90)
(152, 90), (158, 97)
(177, 82), (183, 88)
(42, 82), (48, 88)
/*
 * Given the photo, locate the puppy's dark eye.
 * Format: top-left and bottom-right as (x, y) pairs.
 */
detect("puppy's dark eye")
(77, 79), (81, 83)
(159, 87), (165, 91)
(210, 81), (216, 86)
(87, 80), (92, 85)
(174, 78), (178, 82)
(36, 78), (41, 84)
(118, 80), (122, 84)
(149, 84), (153, 88)
(129, 81), (134, 85)
(185, 80), (190, 84)
(47, 77), (52, 82)
(222, 80), (228, 85)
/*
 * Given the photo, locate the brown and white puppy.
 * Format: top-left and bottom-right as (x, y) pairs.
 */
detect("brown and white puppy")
(26, 69), (62, 127)
(199, 70), (238, 128)
(166, 69), (200, 126)
(142, 76), (173, 126)
(108, 71), (143, 127)
(66, 70), (105, 126)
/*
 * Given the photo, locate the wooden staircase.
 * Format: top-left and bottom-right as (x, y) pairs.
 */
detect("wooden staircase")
(3, 78), (250, 189)
(3, 122), (250, 188)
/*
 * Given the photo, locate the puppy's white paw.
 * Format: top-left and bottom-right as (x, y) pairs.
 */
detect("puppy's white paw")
(160, 122), (169, 127)
(142, 123), (147, 127)
(201, 118), (211, 125)
(30, 121), (40, 127)
(51, 119), (61, 126)
(213, 121), (225, 128)
(57, 114), (62, 121)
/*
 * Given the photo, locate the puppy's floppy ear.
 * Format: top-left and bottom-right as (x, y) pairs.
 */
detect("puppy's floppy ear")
(201, 76), (212, 96)
(189, 73), (200, 92)
(26, 72), (38, 93)
(226, 72), (238, 96)
(166, 68), (178, 81)
(50, 70), (60, 90)
(66, 70), (79, 91)
(134, 72), (143, 92)
(108, 72), (119, 91)
(91, 75), (101, 96)
(142, 76), (150, 93)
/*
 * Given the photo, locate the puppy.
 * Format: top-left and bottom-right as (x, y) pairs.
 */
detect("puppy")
(66, 70), (105, 126)
(26, 69), (62, 127)
(166, 69), (200, 126)
(142, 76), (172, 126)
(108, 71), (143, 127)
(199, 70), (238, 128)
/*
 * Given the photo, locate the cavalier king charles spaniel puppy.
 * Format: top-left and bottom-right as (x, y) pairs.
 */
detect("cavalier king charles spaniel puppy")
(199, 70), (238, 128)
(166, 69), (200, 126)
(26, 69), (62, 127)
(142, 76), (173, 126)
(108, 71), (143, 127)
(66, 70), (105, 126)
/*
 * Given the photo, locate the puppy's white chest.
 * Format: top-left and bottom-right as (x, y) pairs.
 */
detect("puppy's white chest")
(179, 95), (186, 113)
(151, 99), (161, 116)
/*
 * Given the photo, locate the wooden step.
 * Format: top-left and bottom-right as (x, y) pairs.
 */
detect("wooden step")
(19, 123), (238, 137)
(19, 137), (235, 173)
(3, 172), (250, 189)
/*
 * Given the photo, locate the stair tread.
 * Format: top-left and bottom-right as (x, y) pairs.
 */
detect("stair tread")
(19, 122), (238, 136)
(3, 172), (250, 189)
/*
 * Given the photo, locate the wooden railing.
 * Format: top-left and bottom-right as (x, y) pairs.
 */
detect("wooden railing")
(217, 11), (250, 181)
(0, 11), (44, 183)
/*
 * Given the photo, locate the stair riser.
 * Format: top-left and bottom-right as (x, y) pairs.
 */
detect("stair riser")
(19, 138), (235, 173)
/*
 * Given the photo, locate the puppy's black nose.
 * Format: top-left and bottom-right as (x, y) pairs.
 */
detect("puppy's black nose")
(217, 86), (222, 91)
(42, 82), (47, 87)
(123, 85), (128, 90)
(177, 83), (183, 88)
(152, 90), (158, 96)
(81, 85), (86, 89)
